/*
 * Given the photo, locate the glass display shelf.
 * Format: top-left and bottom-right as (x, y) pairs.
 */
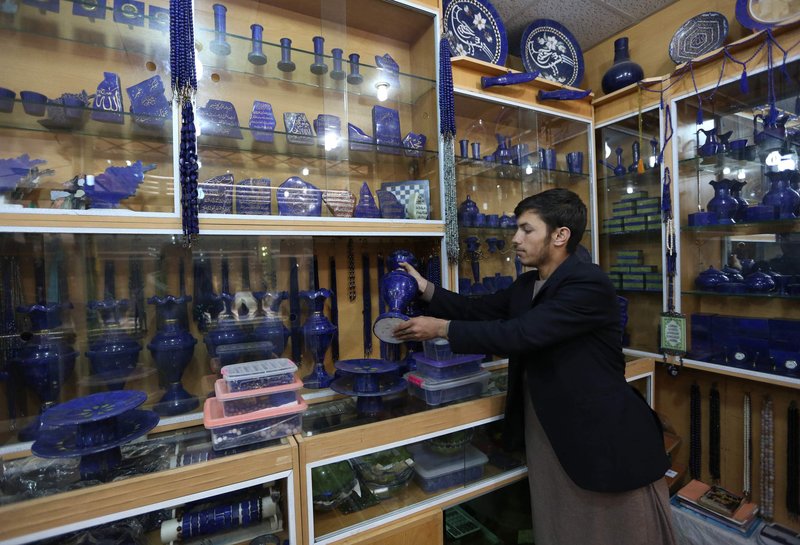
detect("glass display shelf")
(0, 423), (297, 544)
(194, 28), (436, 106)
(599, 167), (661, 188)
(455, 158), (590, 184)
(683, 289), (800, 300)
(682, 218), (800, 235)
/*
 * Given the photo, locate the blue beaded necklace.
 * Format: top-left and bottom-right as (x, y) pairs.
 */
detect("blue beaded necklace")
(170, 0), (199, 244)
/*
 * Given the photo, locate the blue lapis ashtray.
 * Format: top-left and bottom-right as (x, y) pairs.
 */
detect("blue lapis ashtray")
(249, 101), (276, 143)
(198, 99), (243, 139)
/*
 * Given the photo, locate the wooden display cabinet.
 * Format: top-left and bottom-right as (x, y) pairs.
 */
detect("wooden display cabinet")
(594, 107), (665, 356)
(0, 433), (300, 544)
(449, 58), (594, 294)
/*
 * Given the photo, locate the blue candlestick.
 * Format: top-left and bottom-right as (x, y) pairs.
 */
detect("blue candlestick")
(330, 48), (345, 80)
(459, 139), (469, 158)
(277, 37), (295, 72)
(347, 53), (363, 85)
(471, 142), (481, 160)
(104, 261), (116, 300)
(220, 257), (231, 298)
(248, 23), (267, 65)
(210, 3), (231, 56)
(310, 36), (328, 75)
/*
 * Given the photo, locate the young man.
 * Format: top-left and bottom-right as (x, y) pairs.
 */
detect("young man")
(394, 188), (675, 545)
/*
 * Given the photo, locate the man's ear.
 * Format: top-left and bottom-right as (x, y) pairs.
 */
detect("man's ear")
(552, 226), (571, 248)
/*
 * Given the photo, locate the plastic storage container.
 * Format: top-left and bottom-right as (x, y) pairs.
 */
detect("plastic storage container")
(203, 397), (306, 451)
(406, 370), (490, 406)
(221, 358), (298, 392)
(410, 444), (488, 493)
(214, 377), (302, 417)
(413, 353), (483, 380)
(423, 338), (453, 361)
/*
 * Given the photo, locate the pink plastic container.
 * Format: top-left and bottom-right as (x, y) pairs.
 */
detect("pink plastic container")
(214, 377), (302, 417)
(203, 397), (306, 451)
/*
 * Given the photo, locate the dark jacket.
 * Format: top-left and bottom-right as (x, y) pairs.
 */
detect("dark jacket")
(427, 253), (669, 493)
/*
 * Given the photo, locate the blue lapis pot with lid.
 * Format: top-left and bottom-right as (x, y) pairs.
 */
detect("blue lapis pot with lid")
(695, 266), (730, 290)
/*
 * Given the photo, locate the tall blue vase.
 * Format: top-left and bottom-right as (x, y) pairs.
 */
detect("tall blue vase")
(252, 291), (289, 358)
(601, 37), (644, 94)
(14, 302), (77, 441)
(706, 179), (739, 224)
(302, 289), (336, 389)
(147, 295), (197, 415)
(203, 291), (248, 369)
(86, 298), (142, 391)
(763, 171), (800, 219)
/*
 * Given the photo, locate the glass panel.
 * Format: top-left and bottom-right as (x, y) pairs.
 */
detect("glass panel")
(309, 417), (523, 542)
(675, 58), (800, 377)
(453, 93), (592, 295)
(0, 233), (440, 451)
(595, 108), (663, 354)
(192, 0), (440, 220)
(444, 478), (532, 545)
(0, 0), (175, 213)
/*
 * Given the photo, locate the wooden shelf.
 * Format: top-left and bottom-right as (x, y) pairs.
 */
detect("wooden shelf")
(664, 431), (681, 455)
(673, 358), (800, 389)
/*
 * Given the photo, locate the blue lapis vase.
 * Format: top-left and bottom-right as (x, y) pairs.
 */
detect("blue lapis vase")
(695, 266), (730, 291)
(763, 170), (800, 219)
(373, 269), (418, 345)
(458, 195), (479, 227)
(707, 179), (739, 224)
(302, 289), (336, 389)
(204, 291), (248, 369)
(86, 298), (142, 390)
(601, 37), (644, 94)
(252, 290), (289, 358)
(465, 236), (481, 283)
(14, 302), (77, 441)
(730, 180), (749, 221)
(147, 295), (198, 415)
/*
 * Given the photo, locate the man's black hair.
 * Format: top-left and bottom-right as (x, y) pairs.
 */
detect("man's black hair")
(514, 188), (587, 254)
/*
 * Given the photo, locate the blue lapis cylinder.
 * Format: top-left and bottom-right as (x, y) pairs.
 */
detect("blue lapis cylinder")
(310, 36), (328, 75)
(210, 4), (231, 56)
(471, 142), (481, 160)
(459, 139), (469, 157)
(248, 23), (267, 65)
(347, 53), (363, 85)
(277, 37), (296, 72)
(330, 48), (345, 80)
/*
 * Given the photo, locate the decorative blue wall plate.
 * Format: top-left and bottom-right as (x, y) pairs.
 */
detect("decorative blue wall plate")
(443, 0), (508, 66)
(521, 19), (584, 87)
(669, 12), (729, 64)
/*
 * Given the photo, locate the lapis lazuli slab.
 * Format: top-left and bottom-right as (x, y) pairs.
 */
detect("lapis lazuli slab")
(283, 112), (314, 146)
(249, 101), (276, 143)
(372, 105), (401, 155)
(198, 99), (244, 139)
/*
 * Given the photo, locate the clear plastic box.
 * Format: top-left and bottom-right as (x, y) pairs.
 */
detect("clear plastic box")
(214, 377), (302, 417)
(413, 353), (484, 380)
(423, 338), (453, 361)
(406, 371), (490, 406)
(203, 397), (306, 451)
(410, 444), (488, 493)
(221, 358), (298, 392)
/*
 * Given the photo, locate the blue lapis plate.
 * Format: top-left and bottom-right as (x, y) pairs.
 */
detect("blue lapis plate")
(33, 409), (158, 457)
(521, 19), (584, 87)
(276, 176), (322, 216)
(736, 0), (799, 31)
(41, 390), (146, 427)
(443, 0), (508, 66)
(668, 12), (728, 64)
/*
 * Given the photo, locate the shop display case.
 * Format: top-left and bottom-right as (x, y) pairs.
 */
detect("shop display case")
(297, 375), (526, 545)
(0, 429), (299, 544)
(673, 57), (800, 383)
(449, 59), (594, 295)
(595, 107), (664, 355)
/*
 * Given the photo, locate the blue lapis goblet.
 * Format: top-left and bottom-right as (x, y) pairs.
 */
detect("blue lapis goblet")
(14, 302), (77, 441)
(302, 289), (336, 389)
(147, 295), (198, 415)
